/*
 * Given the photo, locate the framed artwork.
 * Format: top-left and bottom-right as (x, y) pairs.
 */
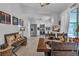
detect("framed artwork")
(12, 16), (18, 25)
(46, 27), (50, 30)
(37, 27), (40, 30)
(40, 24), (45, 28)
(18, 19), (24, 26)
(52, 25), (60, 32)
(5, 14), (11, 24)
(21, 20), (24, 26)
(18, 19), (21, 26)
(59, 20), (61, 25)
(0, 16), (5, 24)
(0, 11), (11, 24)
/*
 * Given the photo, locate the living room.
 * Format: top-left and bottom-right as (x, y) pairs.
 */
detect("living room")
(0, 3), (79, 56)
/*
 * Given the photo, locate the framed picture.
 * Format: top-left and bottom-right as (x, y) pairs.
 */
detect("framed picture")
(0, 15), (5, 24)
(46, 27), (50, 30)
(5, 14), (11, 24)
(12, 16), (18, 25)
(21, 20), (24, 26)
(59, 20), (61, 25)
(18, 19), (21, 26)
(37, 27), (40, 30)
(18, 19), (24, 26)
(0, 11), (11, 24)
(40, 24), (45, 28)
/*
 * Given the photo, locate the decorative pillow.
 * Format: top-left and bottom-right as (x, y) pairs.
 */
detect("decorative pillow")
(16, 37), (22, 41)
(21, 36), (24, 39)
(6, 36), (11, 41)
(6, 35), (15, 45)
(58, 36), (63, 39)
(60, 37), (65, 42)
(16, 34), (21, 39)
(58, 36), (64, 42)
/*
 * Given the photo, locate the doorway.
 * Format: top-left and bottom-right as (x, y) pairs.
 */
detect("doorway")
(30, 24), (37, 37)
(40, 24), (45, 35)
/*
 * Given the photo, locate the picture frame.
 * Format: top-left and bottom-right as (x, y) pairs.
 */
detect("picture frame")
(59, 20), (61, 25)
(21, 20), (24, 26)
(5, 14), (11, 24)
(12, 16), (18, 25)
(0, 11), (11, 24)
(46, 27), (50, 30)
(18, 19), (21, 26)
(18, 19), (24, 26)
(37, 27), (40, 30)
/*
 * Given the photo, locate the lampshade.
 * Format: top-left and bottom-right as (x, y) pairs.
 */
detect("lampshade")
(76, 25), (79, 32)
(20, 27), (25, 31)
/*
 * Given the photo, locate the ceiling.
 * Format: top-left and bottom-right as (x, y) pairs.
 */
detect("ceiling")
(19, 3), (72, 16)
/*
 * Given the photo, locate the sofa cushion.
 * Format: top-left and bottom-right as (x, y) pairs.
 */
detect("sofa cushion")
(16, 34), (21, 39)
(57, 36), (64, 42)
(6, 35), (15, 45)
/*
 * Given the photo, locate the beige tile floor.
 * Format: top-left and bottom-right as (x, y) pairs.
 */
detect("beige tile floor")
(15, 37), (44, 56)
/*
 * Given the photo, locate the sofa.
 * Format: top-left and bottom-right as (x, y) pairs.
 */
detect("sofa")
(0, 32), (27, 56)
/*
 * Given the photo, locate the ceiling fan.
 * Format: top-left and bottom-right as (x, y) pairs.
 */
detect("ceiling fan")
(40, 3), (50, 7)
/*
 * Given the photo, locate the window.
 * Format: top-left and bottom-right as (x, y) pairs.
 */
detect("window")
(68, 8), (79, 38)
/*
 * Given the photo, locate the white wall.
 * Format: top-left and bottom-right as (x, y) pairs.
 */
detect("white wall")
(0, 24), (20, 45)
(51, 14), (61, 25)
(23, 13), (60, 38)
(0, 3), (24, 45)
(60, 9), (70, 33)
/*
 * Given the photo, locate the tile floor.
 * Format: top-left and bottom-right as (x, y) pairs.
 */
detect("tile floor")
(15, 37), (44, 56)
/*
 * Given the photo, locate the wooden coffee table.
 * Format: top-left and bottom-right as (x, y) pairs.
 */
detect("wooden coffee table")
(37, 38), (51, 52)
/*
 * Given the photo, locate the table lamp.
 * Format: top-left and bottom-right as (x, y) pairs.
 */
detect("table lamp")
(20, 26), (25, 36)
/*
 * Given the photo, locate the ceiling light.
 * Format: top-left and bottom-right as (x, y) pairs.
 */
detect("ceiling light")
(40, 3), (50, 7)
